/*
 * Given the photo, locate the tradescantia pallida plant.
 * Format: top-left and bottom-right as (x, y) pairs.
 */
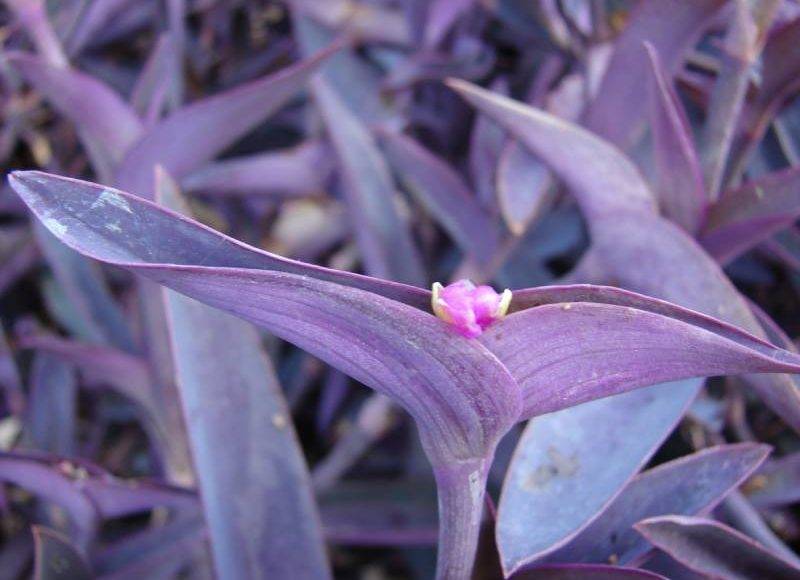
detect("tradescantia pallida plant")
(11, 170), (800, 579)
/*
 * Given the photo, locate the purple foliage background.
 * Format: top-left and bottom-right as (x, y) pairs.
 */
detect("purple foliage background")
(1, 0), (800, 579)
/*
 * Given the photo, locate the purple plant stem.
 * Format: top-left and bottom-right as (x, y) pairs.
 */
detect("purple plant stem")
(433, 457), (491, 580)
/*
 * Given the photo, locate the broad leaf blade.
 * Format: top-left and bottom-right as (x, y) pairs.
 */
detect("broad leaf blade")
(482, 298), (800, 418)
(8, 171), (520, 466)
(11, 171), (429, 308)
(495, 380), (698, 576)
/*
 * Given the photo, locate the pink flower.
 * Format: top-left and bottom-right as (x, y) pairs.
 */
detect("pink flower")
(432, 279), (512, 338)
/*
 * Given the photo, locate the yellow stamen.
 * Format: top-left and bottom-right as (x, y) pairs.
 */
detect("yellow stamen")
(431, 282), (453, 323)
(496, 289), (512, 318)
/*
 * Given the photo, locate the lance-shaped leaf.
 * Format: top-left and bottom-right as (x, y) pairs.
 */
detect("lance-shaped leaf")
(484, 283), (800, 418)
(645, 43), (706, 234)
(13, 173), (428, 307)
(445, 79), (657, 218)
(114, 42), (340, 197)
(539, 444), (770, 565)
(181, 140), (334, 198)
(635, 515), (800, 579)
(312, 79), (425, 284)
(156, 169), (331, 579)
(446, 78), (800, 433)
(7, 172), (520, 466)
(378, 129), (501, 266)
(583, 0), (727, 149)
(701, 166), (800, 264)
(7, 53), (143, 182)
(514, 564), (667, 580)
(32, 526), (92, 580)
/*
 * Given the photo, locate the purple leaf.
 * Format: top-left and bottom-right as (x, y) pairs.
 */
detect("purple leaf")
(378, 129), (502, 266)
(114, 42), (340, 198)
(32, 526), (92, 580)
(540, 443), (770, 565)
(486, 284), (800, 418)
(513, 563), (667, 580)
(311, 79), (426, 284)
(7, 53), (143, 182)
(11, 172), (429, 307)
(181, 140), (334, 198)
(63, 0), (137, 56)
(446, 79), (657, 218)
(17, 332), (190, 479)
(644, 43), (706, 234)
(156, 168), (331, 579)
(635, 515), (800, 579)
(583, 0), (727, 149)
(7, 172), (521, 464)
(701, 166), (800, 264)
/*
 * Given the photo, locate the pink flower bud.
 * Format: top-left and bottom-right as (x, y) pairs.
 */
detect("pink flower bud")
(431, 280), (512, 338)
